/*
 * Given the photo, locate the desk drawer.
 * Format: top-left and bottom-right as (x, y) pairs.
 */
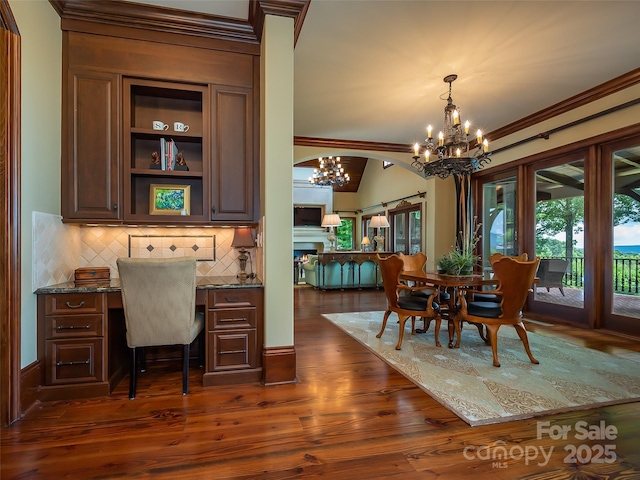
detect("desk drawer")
(208, 329), (257, 371)
(209, 308), (256, 329)
(46, 314), (104, 339)
(45, 293), (104, 315)
(45, 338), (104, 384)
(208, 289), (259, 308)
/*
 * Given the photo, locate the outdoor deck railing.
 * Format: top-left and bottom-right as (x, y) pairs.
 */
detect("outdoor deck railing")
(552, 256), (640, 294)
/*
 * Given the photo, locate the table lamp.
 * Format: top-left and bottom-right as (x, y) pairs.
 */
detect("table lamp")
(370, 214), (389, 252)
(361, 236), (371, 252)
(321, 213), (342, 252)
(231, 227), (254, 280)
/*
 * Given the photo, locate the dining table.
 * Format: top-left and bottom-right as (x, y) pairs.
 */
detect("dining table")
(400, 270), (498, 347)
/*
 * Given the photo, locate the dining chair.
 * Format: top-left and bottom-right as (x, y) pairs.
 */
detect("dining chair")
(453, 255), (541, 367)
(116, 257), (205, 399)
(398, 251), (451, 330)
(377, 254), (442, 349)
(471, 252), (529, 303)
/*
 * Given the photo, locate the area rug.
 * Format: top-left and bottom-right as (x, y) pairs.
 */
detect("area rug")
(322, 311), (640, 426)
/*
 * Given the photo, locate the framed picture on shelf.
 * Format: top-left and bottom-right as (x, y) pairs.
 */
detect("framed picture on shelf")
(149, 184), (191, 215)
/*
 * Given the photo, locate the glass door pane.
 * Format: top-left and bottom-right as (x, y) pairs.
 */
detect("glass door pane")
(533, 160), (585, 310)
(393, 214), (406, 253)
(481, 176), (517, 274)
(611, 145), (640, 320)
(409, 210), (421, 254)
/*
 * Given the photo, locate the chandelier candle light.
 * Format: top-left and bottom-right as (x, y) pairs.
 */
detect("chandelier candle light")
(321, 214), (342, 252)
(370, 214), (390, 252)
(308, 156), (350, 187)
(411, 74), (491, 179)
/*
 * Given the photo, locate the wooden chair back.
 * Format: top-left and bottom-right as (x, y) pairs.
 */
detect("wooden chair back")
(491, 256), (540, 319)
(398, 252), (427, 272)
(377, 254), (404, 309)
(489, 252), (528, 265)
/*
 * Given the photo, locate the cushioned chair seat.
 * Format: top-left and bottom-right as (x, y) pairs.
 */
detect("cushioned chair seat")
(398, 294), (439, 312)
(467, 301), (502, 318)
(472, 292), (500, 302)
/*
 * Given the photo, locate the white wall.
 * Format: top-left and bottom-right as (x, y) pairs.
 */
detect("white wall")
(11, 0), (62, 368)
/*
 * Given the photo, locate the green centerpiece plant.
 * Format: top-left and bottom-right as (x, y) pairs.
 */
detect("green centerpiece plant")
(437, 217), (482, 275)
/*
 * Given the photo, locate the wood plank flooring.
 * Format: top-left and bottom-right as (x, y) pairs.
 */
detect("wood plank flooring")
(2, 286), (640, 479)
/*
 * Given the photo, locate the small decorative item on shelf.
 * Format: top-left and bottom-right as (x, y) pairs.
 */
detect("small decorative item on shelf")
(149, 184), (191, 216)
(436, 216), (481, 275)
(174, 152), (189, 171)
(150, 151), (161, 170)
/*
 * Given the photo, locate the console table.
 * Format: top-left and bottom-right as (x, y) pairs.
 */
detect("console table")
(316, 251), (392, 290)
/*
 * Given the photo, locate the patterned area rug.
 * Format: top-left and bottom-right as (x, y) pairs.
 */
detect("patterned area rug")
(323, 311), (640, 426)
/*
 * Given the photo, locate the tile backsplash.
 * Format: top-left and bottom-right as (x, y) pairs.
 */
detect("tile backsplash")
(32, 212), (255, 291)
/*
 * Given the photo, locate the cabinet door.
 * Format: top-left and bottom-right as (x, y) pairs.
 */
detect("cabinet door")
(62, 69), (120, 221)
(210, 86), (256, 223)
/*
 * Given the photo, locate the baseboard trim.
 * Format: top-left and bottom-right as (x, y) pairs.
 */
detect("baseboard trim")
(20, 361), (43, 418)
(262, 346), (297, 385)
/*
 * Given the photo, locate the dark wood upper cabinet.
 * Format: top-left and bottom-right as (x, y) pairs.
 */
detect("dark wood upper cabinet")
(60, 28), (259, 225)
(211, 85), (255, 223)
(62, 69), (121, 221)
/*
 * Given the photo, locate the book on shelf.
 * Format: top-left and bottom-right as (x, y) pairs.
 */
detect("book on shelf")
(159, 138), (179, 171)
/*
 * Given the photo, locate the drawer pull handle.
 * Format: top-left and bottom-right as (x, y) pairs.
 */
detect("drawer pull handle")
(220, 317), (247, 323)
(219, 349), (247, 355)
(65, 301), (85, 309)
(57, 325), (91, 330)
(224, 296), (240, 303)
(56, 359), (90, 367)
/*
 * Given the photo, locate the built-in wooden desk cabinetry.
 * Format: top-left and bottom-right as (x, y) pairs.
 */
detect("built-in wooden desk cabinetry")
(38, 292), (112, 400)
(61, 26), (258, 225)
(36, 281), (263, 401)
(205, 288), (263, 386)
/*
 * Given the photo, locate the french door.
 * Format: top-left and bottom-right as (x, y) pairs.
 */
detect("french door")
(599, 136), (640, 335)
(526, 150), (588, 326)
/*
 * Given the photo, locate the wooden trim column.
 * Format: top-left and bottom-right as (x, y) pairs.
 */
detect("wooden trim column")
(1, 0), (22, 426)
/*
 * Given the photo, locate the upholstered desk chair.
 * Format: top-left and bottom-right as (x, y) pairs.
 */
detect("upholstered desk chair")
(377, 254), (442, 349)
(454, 256), (540, 367)
(117, 257), (204, 399)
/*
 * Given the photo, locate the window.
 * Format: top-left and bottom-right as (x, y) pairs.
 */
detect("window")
(336, 217), (355, 250)
(389, 202), (422, 254)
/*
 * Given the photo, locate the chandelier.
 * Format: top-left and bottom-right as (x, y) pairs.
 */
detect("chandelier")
(411, 74), (491, 179)
(308, 156), (350, 187)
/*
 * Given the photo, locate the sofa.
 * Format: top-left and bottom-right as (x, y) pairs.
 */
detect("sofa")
(302, 253), (384, 290)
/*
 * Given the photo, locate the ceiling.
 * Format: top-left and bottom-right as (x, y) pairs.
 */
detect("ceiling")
(121, 0), (640, 190)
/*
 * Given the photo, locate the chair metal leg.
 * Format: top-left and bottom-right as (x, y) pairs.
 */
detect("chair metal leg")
(182, 344), (190, 395)
(140, 347), (146, 373)
(129, 347), (137, 400)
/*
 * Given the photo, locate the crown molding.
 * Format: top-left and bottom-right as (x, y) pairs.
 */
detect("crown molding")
(294, 136), (409, 154)
(249, 0), (310, 45)
(49, 0), (259, 44)
(488, 67), (640, 142)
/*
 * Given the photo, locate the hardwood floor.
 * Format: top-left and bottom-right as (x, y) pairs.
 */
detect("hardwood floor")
(2, 287), (640, 479)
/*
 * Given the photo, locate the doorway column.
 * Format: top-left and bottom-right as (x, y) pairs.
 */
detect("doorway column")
(260, 14), (296, 384)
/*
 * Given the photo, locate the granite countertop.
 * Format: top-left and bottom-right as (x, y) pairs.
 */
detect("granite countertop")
(35, 276), (264, 294)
